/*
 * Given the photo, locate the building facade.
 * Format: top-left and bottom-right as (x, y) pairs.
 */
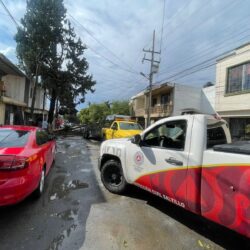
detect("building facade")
(215, 43), (250, 140)
(0, 54), (47, 125)
(131, 82), (215, 127)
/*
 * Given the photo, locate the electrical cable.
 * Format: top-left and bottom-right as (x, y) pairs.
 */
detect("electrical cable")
(68, 13), (139, 75)
(159, 32), (250, 76)
(159, 0), (166, 52)
(0, 0), (19, 27)
(161, 0), (243, 52)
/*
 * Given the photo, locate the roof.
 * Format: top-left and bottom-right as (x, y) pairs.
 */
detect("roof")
(131, 82), (174, 99)
(0, 125), (38, 131)
(0, 53), (26, 77)
(216, 41), (250, 62)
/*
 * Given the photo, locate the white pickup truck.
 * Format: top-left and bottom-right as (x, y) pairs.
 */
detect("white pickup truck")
(99, 114), (250, 238)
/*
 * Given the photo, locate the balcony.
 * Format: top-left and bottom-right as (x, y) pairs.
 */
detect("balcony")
(150, 104), (172, 117)
(134, 108), (145, 117)
(133, 104), (172, 118)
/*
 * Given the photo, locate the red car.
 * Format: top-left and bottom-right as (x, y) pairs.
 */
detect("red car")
(0, 126), (56, 206)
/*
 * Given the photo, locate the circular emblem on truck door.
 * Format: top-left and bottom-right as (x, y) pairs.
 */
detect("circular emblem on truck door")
(134, 151), (144, 165)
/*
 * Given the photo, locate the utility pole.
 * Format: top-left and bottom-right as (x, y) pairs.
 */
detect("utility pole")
(141, 30), (160, 127)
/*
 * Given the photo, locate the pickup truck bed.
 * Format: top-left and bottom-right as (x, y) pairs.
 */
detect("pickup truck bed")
(213, 141), (250, 155)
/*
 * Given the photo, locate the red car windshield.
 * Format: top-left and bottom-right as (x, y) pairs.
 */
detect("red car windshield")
(0, 129), (30, 147)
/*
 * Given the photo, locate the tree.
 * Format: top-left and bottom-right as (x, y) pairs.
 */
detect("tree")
(110, 100), (130, 115)
(16, 0), (95, 124)
(78, 100), (130, 125)
(78, 103), (110, 124)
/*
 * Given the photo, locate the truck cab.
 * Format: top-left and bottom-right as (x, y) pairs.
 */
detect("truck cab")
(99, 114), (250, 238)
(102, 117), (142, 140)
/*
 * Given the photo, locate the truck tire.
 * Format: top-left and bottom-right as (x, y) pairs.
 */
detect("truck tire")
(101, 159), (128, 194)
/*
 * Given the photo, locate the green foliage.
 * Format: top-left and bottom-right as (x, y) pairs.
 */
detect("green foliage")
(78, 103), (110, 124)
(111, 100), (130, 115)
(78, 100), (130, 124)
(15, 0), (95, 123)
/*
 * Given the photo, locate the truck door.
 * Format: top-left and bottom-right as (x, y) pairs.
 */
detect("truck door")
(126, 118), (192, 208)
(106, 122), (117, 140)
(110, 122), (118, 139)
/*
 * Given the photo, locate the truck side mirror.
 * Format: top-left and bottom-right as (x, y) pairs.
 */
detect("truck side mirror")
(132, 134), (141, 145)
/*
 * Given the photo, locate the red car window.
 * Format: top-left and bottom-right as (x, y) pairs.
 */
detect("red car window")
(36, 130), (49, 146)
(0, 129), (30, 147)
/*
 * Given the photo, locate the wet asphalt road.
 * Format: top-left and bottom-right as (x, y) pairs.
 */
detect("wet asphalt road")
(0, 136), (249, 250)
(0, 136), (104, 250)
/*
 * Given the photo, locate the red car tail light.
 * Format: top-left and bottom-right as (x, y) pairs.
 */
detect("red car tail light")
(0, 155), (29, 171)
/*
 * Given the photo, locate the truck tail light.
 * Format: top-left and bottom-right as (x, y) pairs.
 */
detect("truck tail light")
(0, 155), (29, 171)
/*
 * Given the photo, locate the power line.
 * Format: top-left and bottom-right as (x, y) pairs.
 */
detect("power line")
(86, 44), (139, 75)
(159, 0), (166, 52)
(68, 13), (139, 75)
(161, 0), (241, 52)
(158, 47), (250, 83)
(69, 17), (140, 76)
(158, 31), (250, 77)
(0, 0), (19, 27)
(160, 13), (250, 71)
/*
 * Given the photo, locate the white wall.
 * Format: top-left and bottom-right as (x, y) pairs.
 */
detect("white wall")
(201, 86), (215, 113)
(173, 84), (215, 115)
(2, 75), (25, 103)
(215, 44), (250, 116)
(173, 84), (200, 115)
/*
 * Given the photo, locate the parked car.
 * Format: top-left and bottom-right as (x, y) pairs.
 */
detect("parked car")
(0, 126), (56, 206)
(83, 123), (103, 140)
(99, 114), (250, 238)
(102, 115), (143, 140)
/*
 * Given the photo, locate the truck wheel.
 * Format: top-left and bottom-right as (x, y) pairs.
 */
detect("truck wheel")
(102, 133), (106, 140)
(101, 160), (128, 194)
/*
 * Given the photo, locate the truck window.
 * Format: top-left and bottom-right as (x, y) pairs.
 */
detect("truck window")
(207, 126), (227, 148)
(111, 122), (118, 130)
(143, 120), (187, 150)
(119, 122), (142, 130)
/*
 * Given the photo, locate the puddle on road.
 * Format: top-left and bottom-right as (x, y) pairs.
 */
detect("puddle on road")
(49, 178), (89, 201)
(48, 224), (78, 250)
(50, 209), (78, 221)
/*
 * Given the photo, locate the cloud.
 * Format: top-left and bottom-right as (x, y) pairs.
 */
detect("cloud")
(1, 0), (250, 110)
(0, 46), (14, 55)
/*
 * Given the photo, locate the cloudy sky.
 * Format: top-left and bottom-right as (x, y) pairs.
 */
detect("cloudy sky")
(0, 0), (250, 110)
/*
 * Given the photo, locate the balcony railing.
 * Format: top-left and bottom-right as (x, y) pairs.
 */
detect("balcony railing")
(133, 104), (172, 117)
(134, 108), (145, 117)
(150, 104), (172, 117)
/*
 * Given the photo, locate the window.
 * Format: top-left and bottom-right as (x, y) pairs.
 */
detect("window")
(152, 98), (157, 107)
(143, 120), (187, 150)
(0, 129), (30, 147)
(227, 62), (250, 93)
(161, 94), (169, 104)
(119, 122), (142, 130)
(111, 122), (118, 130)
(36, 130), (49, 145)
(207, 126), (227, 148)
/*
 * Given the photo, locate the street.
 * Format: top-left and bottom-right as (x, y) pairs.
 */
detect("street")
(0, 136), (249, 250)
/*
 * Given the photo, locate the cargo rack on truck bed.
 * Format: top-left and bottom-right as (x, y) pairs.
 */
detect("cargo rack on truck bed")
(213, 141), (250, 155)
